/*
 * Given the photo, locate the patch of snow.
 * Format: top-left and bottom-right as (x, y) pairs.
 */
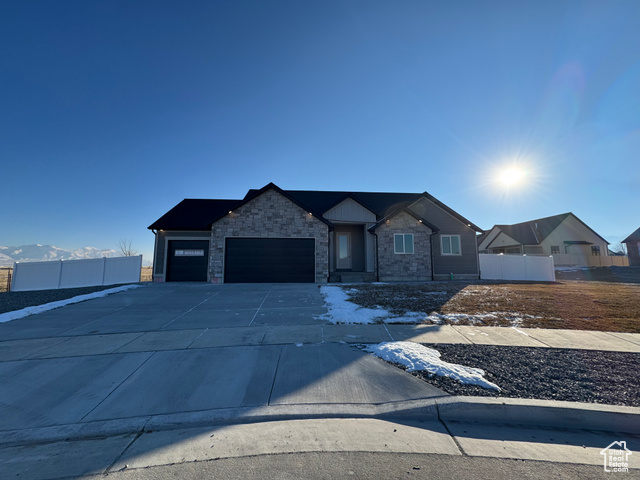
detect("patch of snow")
(0, 285), (142, 323)
(317, 286), (390, 324)
(511, 327), (530, 336)
(424, 312), (494, 325)
(365, 341), (500, 391)
(555, 266), (596, 272)
(318, 286), (540, 327)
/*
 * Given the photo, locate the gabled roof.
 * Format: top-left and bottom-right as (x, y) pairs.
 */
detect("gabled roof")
(244, 189), (421, 219)
(149, 183), (482, 233)
(368, 207), (439, 232)
(412, 192), (483, 232)
(623, 227), (640, 243)
(487, 212), (608, 246)
(148, 199), (241, 230)
(250, 189), (482, 232)
(213, 182), (334, 227)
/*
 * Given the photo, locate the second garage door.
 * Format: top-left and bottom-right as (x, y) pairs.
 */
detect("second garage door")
(167, 240), (209, 282)
(224, 237), (315, 283)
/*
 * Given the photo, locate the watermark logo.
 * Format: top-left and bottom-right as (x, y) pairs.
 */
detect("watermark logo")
(601, 441), (632, 473)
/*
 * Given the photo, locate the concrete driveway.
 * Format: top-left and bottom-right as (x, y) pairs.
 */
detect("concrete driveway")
(0, 283), (445, 434)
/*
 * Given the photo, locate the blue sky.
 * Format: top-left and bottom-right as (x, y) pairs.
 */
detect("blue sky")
(1, 0), (638, 263)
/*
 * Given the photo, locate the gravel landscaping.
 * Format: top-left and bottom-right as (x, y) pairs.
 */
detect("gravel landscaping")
(374, 344), (640, 407)
(0, 285), (134, 315)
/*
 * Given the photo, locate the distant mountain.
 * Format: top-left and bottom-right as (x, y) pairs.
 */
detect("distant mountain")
(0, 244), (119, 267)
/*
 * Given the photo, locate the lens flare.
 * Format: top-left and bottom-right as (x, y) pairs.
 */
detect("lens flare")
(497, 166), (526, 187)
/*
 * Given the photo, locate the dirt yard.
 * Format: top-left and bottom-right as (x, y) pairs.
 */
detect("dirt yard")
(345, 281), (640, 333)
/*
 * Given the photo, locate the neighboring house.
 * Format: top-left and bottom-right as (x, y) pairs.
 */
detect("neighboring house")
(148, 182), (483, 283)
(622, 227), (640, 266)
(478, 212), (619, 267)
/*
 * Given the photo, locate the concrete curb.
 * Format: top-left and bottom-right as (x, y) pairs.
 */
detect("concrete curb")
(436, 397), (640, 434)
(0, 397), (638, 448)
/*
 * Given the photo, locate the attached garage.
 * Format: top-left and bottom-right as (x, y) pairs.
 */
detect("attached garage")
(224, 238), (315, 283)
(166, 240), (209, 282)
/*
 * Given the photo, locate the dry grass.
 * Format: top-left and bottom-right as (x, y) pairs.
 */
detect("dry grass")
(141, 266), (153, 282)
(0, 268), (11, 293)
(346, 281), (640, 333)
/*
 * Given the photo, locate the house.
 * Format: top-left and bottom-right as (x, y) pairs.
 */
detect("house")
(623, 227), (640, 266)
(478, 212), (617, 267)
(148, 183), (483, 283)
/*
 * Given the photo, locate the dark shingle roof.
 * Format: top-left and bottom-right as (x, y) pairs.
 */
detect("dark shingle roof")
(623, 227), (640, 243)
(148, 199), (241, 230)
(149, 183), (483, 232)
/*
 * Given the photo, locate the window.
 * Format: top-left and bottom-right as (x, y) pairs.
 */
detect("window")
(441, 235), (461, 255)
(394, 234), (414, 254)
(591, 246), (600, 256)
(551, 246), (560, 254)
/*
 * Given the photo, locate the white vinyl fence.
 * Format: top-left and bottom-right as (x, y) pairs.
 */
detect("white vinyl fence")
(11, 256), (143, 292)
(480, 254), (556, 282)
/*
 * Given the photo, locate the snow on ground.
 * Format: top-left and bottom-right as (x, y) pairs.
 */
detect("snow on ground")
(365, 341), (500, 391)
(0, 285), (142, 323)
(318, 286), (538, 326)
(555, 266), (596, 272)
(317, 286), (391, 324)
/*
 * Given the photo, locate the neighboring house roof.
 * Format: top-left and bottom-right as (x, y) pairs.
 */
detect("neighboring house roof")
(149, 183), (483, 232)
(148, 199), (241, 230)
(623, 227), (640, 243)
(476, 231), (490, 246)
(486, 212), (608, 247)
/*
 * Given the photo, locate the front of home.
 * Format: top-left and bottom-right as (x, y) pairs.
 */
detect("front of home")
(148, 183), (483, 283)
(478, 213), (627, 267)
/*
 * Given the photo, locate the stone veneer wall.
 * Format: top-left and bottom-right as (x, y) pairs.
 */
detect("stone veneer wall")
(210, 188), (329, 283)
(376, 211), (432, 281)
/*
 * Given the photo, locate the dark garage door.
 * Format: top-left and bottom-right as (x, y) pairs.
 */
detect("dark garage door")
(167, 240), (209, 282)
(224, 238), (315, 283)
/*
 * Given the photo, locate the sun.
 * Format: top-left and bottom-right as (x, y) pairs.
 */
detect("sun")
(497, 166), (526, 187)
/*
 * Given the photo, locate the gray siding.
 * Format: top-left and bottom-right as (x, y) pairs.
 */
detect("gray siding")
(408, 198), (479, 278)
(627, 241), (640, 266)
(324, 198), (377, 222)
(154, 230), (211, 276)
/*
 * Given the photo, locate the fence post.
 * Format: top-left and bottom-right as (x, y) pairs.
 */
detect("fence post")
(102, 257), (107, 286)
(57, 260), (63, 289)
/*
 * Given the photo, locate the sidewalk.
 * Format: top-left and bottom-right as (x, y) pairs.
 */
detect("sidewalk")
(0, 283), (639, 479)
(3, 323), (638, 364)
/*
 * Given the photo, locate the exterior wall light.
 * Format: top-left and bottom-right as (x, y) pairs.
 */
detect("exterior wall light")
(228, 211), (233, 214)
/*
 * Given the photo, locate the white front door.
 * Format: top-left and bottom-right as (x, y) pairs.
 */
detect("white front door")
(336, 232), (352, 269)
